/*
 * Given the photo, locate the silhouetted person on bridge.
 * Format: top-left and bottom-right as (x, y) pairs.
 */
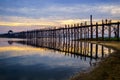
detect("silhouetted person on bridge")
(113, 27), (118, 38)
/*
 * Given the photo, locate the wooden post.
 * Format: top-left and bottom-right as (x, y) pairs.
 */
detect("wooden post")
(54, 27), (56, 48)
(71, 24), (73, 52)
(74, 24), (76, 41)
(105, 19), (108, 24)
(58, 28), (61, 44)
(63, 27), (65, 51)
(96, 22), (98, 41)
(77, 23), (79, 40)
(85, 22), (87, 40)
(80, 23), (83, 40)
(36, 30), (38, 39)
(68, 25), (70, 53)
(68, 25), (70, 42)
(102, 20), (104, 41)
(117, 22), (119, 41)
(88, 27), (89, 40)
(108, 21), (111, 40)
(65, 25), (67, 52)
(74, 24), (76, 53)
(53, 28), (55, 48)
(90, 15), (93, 39)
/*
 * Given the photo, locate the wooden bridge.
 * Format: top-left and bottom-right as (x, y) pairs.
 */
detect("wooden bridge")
(1, 15), (120, 41)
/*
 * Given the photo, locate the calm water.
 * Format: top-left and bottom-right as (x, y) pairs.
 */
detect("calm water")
(0, 38), (114, 80)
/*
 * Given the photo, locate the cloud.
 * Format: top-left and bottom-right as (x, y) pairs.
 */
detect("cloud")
(0, 0), (120, 33)
(97, 5), (120, 16)
(0, 16), (63, 27)
(0, 3), (120, 20)
(0, 3), (120, 27)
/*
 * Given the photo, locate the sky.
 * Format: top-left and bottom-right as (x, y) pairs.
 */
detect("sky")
(0, 0), (120, 33)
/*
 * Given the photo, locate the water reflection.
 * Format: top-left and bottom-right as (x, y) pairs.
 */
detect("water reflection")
(8, 41), (13, 45)
(0, 38), (114, 80)
(10, 39), (114, 64)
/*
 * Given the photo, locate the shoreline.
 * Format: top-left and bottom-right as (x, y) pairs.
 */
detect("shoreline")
(70, 41), (120, 80)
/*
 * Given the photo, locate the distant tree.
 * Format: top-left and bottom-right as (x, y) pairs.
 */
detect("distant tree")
(8, 30), (14, 38)
(8, 30), (13, 35)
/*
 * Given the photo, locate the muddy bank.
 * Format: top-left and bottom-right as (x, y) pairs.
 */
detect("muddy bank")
(70, 41), (120, 80)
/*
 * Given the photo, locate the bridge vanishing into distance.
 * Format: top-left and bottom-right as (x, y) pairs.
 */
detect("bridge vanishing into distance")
(0, 15), (120, 41)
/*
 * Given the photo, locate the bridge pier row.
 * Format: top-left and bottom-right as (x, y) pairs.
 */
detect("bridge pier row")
(9, 19), (119, 42)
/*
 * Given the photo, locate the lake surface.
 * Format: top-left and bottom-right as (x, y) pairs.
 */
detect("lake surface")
(0, 38), (114, 80)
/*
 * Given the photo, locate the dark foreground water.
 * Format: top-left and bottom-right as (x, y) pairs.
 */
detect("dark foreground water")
(0, 38), (114, 80)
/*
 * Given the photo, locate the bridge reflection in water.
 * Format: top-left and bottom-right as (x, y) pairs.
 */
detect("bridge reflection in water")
(10, 38), (114, 66)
